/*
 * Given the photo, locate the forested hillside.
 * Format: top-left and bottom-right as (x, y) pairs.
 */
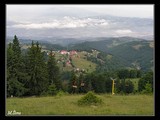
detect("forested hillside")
(68, 37), (154, 71)
(108, 41), (154, 71)
(7, 35), (154, 97)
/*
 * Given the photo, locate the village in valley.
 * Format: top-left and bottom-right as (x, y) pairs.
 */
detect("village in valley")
(45, 49), (99, 73)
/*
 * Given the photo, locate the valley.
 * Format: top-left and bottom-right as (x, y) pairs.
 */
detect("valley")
(16, 36), (154, 72)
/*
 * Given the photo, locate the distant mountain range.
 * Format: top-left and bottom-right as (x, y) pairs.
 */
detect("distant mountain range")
(7, 13), (153, 40)
(6, 36), (153, 47)
(67, 36), (154, 71)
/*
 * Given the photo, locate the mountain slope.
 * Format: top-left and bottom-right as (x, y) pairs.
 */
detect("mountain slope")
(108, 40), (154, 71)
(69, 37), (154, 71)
(12, 36), (153, 72)
(68, 37), (146, 52)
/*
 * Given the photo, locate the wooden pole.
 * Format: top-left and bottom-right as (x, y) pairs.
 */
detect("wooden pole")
(112, 79), (115, 95)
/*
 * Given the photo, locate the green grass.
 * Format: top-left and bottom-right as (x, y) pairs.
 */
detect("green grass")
(6, 94), (154, 116)
(55, 52), (97, 73)
(72, 52), (97, 73)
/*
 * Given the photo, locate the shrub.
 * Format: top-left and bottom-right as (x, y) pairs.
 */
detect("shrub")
(40, 91), (48, 97)
(77, 91), (103, 105)
(56, 90), (69, 97)
(47, 84), (57, 95)
(141, 82), (152, 94)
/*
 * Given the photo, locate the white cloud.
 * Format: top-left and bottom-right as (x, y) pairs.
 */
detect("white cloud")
(7, 5), (153, 20)
(8, 17), (109, 29)
(115, 29), (133, 34)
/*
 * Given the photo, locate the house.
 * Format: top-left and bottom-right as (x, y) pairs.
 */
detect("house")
(70, 50), (77, 55)
(60, 50), (68, 55)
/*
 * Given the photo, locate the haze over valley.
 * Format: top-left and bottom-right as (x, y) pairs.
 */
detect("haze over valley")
(7, 5), (153, 42)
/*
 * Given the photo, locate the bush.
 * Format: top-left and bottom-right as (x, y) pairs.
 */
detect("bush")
(77, 91), (103, 105)
(125, 80), (134, 94)
(40, 91), (47, 97)
(141, 82), (152, 94)
(56, 90), (69, 97)
(47, 84), (57, 96)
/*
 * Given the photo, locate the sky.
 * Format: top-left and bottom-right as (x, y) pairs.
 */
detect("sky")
(6, 4), (154, 39)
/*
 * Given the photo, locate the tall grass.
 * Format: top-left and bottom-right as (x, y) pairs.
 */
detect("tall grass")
(6, 94), (154, 116)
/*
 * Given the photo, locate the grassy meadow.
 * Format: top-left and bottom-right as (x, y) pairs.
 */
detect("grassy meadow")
(72, 53), (97, 73)
(6, 94), (154, 116)
(56, 51), (97, 72)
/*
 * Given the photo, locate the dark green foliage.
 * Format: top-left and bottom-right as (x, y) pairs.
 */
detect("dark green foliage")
(47, 50), (62, 90)
(56, 90), (69, 97)
(39, 43), (65, 51)
(7, 35), (29, 97)
(116, 79), (134, 94)
(47, 84), (57, 95)
(125, 80), (134, 94)
(43, 51), (49, 62)
(117, 69), (141, 80)
(83, 74), (92, 92)
(68, 71), (78, 93)
(25, 41), (49, 95)
(62, 61), (66, 67)
(91, 73), (106, 93)
(94, 52), (126, 72)
(105, 77), (112, 93)
(117, 69), (129, 93)
(137, 70), (142, 78)
(7, 77), (28, 97)
(82, 72), (113, 94)
(77, 91), (102, 105)
(60, 71), (72, 81)
(7, 35), (153, 96)
(116, 79), (125, 94)
(138, 71), (153, 92)
(141, 82), (152, 94)
(117, 69), (130, 79)
(12, 35), (21, 58)
(108, 41), (153, 71)
(68, 41), (92, 52)
(69, 38), (153, 72)
(129, 69), (137, 78)
(78, 74), (85, 93)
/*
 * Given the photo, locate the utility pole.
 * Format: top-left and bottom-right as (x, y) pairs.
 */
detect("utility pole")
(111, 78), (116, 95)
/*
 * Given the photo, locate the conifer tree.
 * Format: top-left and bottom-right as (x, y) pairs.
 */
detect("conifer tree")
(7, 35), (28, 97)
(26, 41), (48, 95)
(47, 50), (61, 90)
(68, 71), (78, 93)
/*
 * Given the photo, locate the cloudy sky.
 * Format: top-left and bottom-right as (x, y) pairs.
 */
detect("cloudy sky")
(6, 4), (154, 39)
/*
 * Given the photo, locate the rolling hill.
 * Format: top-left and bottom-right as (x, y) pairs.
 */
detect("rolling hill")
(107, 40), (154, 71)
(11, 36), (154, 72)
(68, 37), (154, 71)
